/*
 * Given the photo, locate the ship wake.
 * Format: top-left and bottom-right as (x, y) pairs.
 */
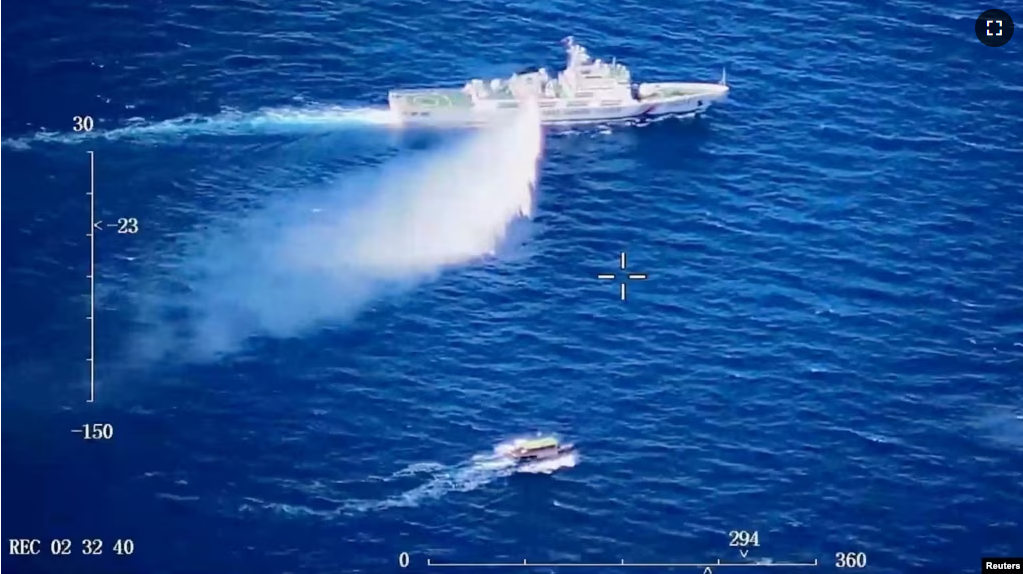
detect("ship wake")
(1, 105), (398, 149)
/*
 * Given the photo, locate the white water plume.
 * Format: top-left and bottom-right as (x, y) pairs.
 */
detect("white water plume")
(136, 104), (543, 360)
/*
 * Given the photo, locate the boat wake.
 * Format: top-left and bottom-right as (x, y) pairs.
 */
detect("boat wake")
(128, 103), (543, 362)
(342, 437), (578, 514)
(1, 105), (398, 149)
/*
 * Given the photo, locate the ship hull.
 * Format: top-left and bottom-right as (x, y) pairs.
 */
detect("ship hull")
(388, 81), (728, 126)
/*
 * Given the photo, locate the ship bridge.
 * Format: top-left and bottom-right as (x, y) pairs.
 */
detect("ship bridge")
(555, 36), (632, 98)
(460, 37), (635, 102)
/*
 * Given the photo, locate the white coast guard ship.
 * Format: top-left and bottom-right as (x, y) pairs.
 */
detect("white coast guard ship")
(388, 37), (729, 125)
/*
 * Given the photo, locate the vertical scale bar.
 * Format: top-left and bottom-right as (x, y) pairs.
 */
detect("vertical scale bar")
(88, 151), (96, 403)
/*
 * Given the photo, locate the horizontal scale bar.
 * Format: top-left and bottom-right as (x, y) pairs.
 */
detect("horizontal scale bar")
(427, 559), (819, 568)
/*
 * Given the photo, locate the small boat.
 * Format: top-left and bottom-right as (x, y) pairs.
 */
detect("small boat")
(508, 436), (576, 463)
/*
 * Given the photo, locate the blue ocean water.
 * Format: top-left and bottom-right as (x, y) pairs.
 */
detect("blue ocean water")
(3, 0), (1022, 573)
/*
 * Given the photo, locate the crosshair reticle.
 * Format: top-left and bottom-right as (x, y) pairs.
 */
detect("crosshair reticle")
(597, 252), (648, 301)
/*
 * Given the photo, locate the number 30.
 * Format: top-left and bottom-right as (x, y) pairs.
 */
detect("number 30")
(73, 116), (94, 132)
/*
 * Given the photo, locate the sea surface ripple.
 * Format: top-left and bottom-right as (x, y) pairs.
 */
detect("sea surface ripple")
(2, 0), (1021, 573)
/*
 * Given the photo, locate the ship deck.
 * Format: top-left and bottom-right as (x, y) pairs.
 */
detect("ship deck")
(389, 88), (475, 109)
(640, 82), (729, 100)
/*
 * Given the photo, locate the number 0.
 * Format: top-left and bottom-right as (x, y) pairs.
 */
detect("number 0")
(399, 552), (410, 568)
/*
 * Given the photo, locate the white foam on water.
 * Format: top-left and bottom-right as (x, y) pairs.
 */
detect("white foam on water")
(973, 408), (1023, 451)
(516, 452), (579, 474)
